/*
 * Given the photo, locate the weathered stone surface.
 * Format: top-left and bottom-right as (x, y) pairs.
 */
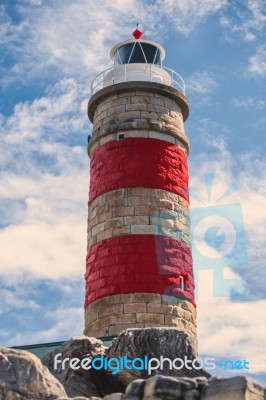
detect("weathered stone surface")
(124, 379), (146, 399)
(42, 336), (127, 398)
(57, 397), (101, 400)
(86, 187), (190, 248)
(105, 328), (209, 387)
(0, 347), (66, 400)
(102, 394), (123, 400)
(57, 397), (102, 400)
(201, 376), (266, 400)
(143, 375), (197, 400)
(2, 338), (266, 400)
(42, 336), (108, 398)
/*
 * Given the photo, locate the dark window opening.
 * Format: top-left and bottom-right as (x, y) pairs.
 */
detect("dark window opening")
(117, 133), (125, 140)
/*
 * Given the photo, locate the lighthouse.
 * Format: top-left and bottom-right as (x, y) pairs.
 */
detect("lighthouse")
(84, 28), (197, 350)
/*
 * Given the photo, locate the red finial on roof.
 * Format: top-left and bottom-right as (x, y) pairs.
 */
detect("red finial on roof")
(133, 22), (142, 39)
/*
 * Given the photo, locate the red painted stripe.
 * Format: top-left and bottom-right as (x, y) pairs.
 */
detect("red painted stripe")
(84, 235), (195, 308)
(89, 138), (189, 204)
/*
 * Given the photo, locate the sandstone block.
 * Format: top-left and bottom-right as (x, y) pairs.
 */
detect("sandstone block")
(141, 111), (158, 119)
(124, 303), (147, 313)
(105, 218), (123, 229)
(133, 293), (162, 303)
(118, 111), (140, 120)
(136, 313), (164, 324)
(97, 228), (113, 242)
(128, 197), (151, 206)
(126, 103), (148, 111)
(91, 222), (106, 237)
(109, 323), (143, 336)
(91, 316), (115, 332)
(98, 303), (123, 317)
(108, 294), (121, 305)
(113, 206), (134, 217)
(147, 303), (167, 314)
(97, 211), (113, 223)
(124, 215), (149, 225)
(114, 313), (137, 325)
(131, 225), (155, 235)
(113, 226), (130, 236)
(108, 197), (127, 207)
(131, 95), (151, 103)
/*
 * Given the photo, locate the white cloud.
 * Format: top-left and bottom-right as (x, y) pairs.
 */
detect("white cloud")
(4, 306), (84, 346)
(162, 0), (227, 35)
(2, 78), (87, 144)
(247, 45), (266, 76)
(232, 97), (266, 109)
(197, 290), (266, 373)
(187, 71), (218, 95)
(0, 287), (40, 316)
(0, 170), (88, 279)
(219, 0), (266, 42)
(0, 0), (230, 88)
(189, 135), (266, 300)
(186, 71), (218, 105)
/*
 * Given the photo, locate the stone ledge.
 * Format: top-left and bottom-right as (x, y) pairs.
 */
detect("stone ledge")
(88, 81), (189, 123)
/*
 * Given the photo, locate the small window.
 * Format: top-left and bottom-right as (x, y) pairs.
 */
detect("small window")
(117, 133), (125, 141)
(179, 276), (185, 290)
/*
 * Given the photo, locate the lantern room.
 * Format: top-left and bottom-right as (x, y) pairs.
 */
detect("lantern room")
(90, 28), (186, 95)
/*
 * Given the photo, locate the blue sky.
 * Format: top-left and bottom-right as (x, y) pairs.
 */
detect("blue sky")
(0, 0), (265, 385)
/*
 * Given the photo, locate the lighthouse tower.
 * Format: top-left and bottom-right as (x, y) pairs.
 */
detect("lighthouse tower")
(84, 28), (197, 349)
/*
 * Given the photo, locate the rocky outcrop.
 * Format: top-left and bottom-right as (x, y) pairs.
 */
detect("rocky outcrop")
(0, 346), (66, 400)
(42, 328), (207, 397)
(123, 375), (266, 399)
(105, 328), (209, 386)
(42, 335), (124, 398)
(1, 332), (265, 400)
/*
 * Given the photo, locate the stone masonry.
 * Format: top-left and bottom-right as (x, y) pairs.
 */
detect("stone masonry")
(85, 81), (196, 350)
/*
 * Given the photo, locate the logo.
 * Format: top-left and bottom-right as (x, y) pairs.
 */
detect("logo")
(53, 354), (250, 374)
(190, 173), (248, 299)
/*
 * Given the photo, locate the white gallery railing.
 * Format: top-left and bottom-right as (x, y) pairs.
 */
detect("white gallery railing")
(90, 64), (186, 96)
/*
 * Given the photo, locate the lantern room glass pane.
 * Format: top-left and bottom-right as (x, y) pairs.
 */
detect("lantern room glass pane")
(114, 42), (162, 65)
(141, 43), (161, 64)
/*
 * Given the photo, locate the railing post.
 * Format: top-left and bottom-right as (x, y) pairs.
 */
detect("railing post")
(150, 64), (152, 82)
(124, 64), (127, 82)
(171, 70), (173, 88)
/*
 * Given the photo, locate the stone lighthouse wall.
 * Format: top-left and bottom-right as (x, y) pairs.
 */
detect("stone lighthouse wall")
(84, 82), (197, 350)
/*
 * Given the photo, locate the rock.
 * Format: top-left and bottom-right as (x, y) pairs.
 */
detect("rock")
(124, 379), (146, 399)
(105, 328), (209, 386)
(0, 347), (66, 400)
(42, 335), (107, 398)
(103, 394), (123, 400)
(42, 335), (124, 398)
(143, 375), (197, 400)
(57, 397), (101, 400)
(201, 376), (266, 400)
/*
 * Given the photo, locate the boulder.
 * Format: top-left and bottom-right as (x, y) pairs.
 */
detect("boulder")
(105, 328), (209, 386)
(142, 375), (199, 400)
(201, 376), (266, 400)
(42, 335), (124, 398)
(124, 379), (146, 400)
(0, 346), (66, 400)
